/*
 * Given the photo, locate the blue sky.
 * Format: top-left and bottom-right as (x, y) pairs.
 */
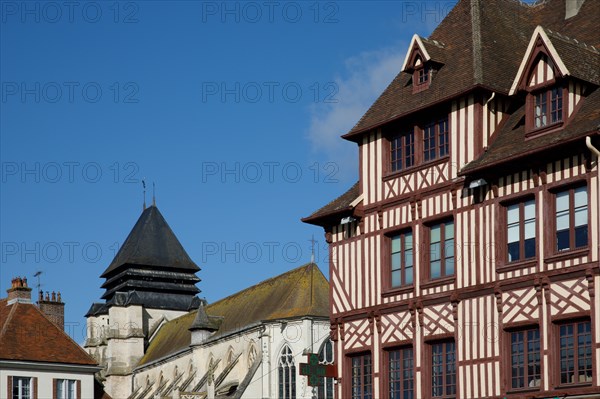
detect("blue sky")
(1, 0), (457, 342)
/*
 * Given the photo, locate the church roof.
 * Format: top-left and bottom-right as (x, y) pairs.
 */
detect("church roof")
(137, 263), (329, 368)
(343, 0), (600, 140)
(0, 298), (98, 366)
(101, 205), (200, 278)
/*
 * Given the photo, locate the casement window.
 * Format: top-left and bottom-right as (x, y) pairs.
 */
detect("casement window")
(278, 345), (296, 399)
(423, 118), (449, 162)
(390, 231), (414, 288)
(55, 380), (77, 399)
(428, 221), (454, 280)
(558, 320), (592, 385)
(12, 377), (31, 399)
(509, 328), (541, 389)
(390, 130), (415, 172)
(431, 341), (456, 398)
(506, 199), (536, 262)
(318, 339), (334, 399)
(533, 86), (563, 128)
(555, 185), (588, 252)
(388, 347), (414, 399)
(413, 64), (432, 93)
(351, 353), (373, 399)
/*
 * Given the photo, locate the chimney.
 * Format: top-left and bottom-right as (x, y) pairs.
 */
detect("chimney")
(6, 277), (32, 305)
(38, 290), (65, 329)
(565, 0), (585, 19)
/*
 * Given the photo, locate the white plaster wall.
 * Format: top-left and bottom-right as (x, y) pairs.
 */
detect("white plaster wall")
(0, 369), (95, 399)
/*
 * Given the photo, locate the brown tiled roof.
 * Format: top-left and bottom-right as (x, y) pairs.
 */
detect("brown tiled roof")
(302, 182), (359, 225)
(0, 299), (97, 365)
(344, 0), (600, 139)
(546, 30), (600, 86)
(137, 263), (329, 367)
(461, 88), (600, 174)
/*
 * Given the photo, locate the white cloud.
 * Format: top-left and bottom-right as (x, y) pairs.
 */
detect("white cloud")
(306, 46), (407, 177)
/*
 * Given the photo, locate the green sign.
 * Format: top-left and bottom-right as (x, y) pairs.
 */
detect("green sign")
(299, 353), (336, 387)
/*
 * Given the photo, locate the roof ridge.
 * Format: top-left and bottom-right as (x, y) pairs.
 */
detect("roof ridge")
(0, 301), (18, 340)
(470, 0), (483, 83)
(207, 263), (317, 307)
(544, 28), (600, 53)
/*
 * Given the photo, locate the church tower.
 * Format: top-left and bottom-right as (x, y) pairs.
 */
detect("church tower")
(85, 205), (201, 398)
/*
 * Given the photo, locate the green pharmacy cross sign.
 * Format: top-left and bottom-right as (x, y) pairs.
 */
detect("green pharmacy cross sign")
(299, 353), (336, 387)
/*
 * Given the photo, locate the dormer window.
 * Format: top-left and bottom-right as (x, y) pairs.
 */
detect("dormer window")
(412, 59), (432, 93)
(527, 84), (565, 135)
(417, 65), (430, 85)
(534, 86), (563, 128)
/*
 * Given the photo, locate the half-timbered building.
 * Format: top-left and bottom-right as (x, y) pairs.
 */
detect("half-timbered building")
(303, 0), (600, 398)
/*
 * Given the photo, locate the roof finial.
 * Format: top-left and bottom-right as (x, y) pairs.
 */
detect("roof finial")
(152, 182), (156, 207)
(309, 235), (316, 264)
(142, 179), (147, 210)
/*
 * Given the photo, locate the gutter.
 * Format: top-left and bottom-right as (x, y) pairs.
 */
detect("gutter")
(586, 136), (600, 157)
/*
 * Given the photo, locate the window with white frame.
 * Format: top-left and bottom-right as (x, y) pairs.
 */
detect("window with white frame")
(56, 379), (76, 399)
(12, 377), (31, 399)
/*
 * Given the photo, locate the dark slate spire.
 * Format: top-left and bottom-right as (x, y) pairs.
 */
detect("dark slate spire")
(101, 205), (199, 278)
(98, 205), (201, 311)
(189, 303), (219, 332)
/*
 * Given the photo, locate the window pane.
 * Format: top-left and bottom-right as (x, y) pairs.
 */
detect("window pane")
(444, 222), (454, 239)
(556, 191), (569, 212)
(557, 229), (570, 251)
(405, 249), (413, 267)
(391, 253), (401, 271)
(507, 204), (519, 224)
(392, 270), (401, 287)
(508, 224), (520, 244)
(524, 219), (535, 240)
(524, 200), (535, 219)
(431, 225), (441, 243)
(556, 210), (569, 231)
(405, 266), (413, 285)
(575, 225), (588, 248)
(574, 207), (587, 228)
(431, 260), (441, 279)
(508, 242), (520, 262)
(524, 238), (535, 259)
(392, 236), (401, 253)
(430, 242), (441, 261)
(574, 186), (587, 207)
(405, 233), (413, 250)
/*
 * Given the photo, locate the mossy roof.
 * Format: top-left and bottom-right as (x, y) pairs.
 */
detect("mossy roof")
(137, 263), (329, 367)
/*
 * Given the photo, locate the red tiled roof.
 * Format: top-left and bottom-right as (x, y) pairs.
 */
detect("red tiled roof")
(0, 298), (97, 365)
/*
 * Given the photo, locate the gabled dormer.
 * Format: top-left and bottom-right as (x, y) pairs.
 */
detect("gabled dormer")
(401, 34), (444, 93)
(510, 26), (600, 137)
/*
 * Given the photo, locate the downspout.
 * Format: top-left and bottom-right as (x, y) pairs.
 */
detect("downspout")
(586, 136), (600, 158)
(484, 91), (496, 109)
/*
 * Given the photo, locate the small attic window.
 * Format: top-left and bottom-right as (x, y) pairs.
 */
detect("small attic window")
(412, 58), (431, 93)
(526, 84), (566, 137)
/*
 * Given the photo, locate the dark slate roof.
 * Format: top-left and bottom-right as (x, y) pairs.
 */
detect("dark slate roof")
(462, 87), (600, 174)
(343, 0), (600, 140)
(137, 263), (329, 367)
(302, 182), (359, 226)
(101, 206), (199, 278)
(0, 298), (98, 365)
(189, 303), (219, 332)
